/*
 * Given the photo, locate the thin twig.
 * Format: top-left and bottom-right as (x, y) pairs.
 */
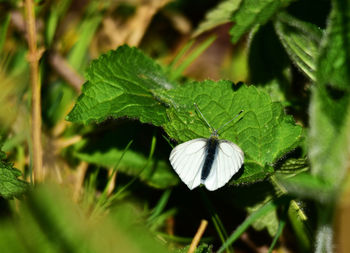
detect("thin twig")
(24, 0), (43, 182)
(188, 219), (208, 253)
(11, 11), (84, 92)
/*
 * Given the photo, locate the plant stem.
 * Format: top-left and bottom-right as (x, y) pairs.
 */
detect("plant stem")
(25, 0), (43, 183)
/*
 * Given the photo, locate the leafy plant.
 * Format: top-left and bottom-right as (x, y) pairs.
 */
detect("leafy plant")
(0, 147), (28, 199)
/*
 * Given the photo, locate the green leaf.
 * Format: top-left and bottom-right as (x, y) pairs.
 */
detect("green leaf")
(230, 0), (293, 43)
(192, 0), (242, 37)
(276, 172), (334, 203)
(67, 45), (174, 126)
(274, 12), (322, 81)
(317, 0), (350, 90)
(194, 244), (213, 253)
(247, 196), (279, 236)
(308, 1), (350, 250)
(276, 158), (308, 174)
(309, 0), (350, 187)
(179, 243), (213, 253)
(0, 150), (28, 199)
(309, 86), (350, 187)
(268, 218), (286, 253)
(163, 81), (302, 184)
(310, 0), (350, 187)
(287, 200), (313, 252)
(77, 148), (178, 189)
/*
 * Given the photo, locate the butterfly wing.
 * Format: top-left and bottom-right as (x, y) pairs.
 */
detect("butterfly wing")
(169, 138), (207, 190)
(203, 140), (244, 191)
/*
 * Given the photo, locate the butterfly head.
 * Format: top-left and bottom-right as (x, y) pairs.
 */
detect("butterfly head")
(210, 129), (220, 139)
(194, 103), (243, 139)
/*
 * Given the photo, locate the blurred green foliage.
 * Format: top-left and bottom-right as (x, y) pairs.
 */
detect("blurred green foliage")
(0, 184), (170, 253)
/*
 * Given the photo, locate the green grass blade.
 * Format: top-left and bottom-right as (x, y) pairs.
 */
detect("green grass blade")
(98, 134), (158, 210)
(199, 189), (232, 253)
(169, 36), (216, 81)
(67, 1), (103, 71)
(218, 196), (290, 253)
(148, 189), (172, 223)
(0, 14), (10, 52)
(45, 0), (72, 46)
(268, 201), (289, 253)
(99, 140), (133, 198)
(168, 40), (195, 70)
(268, 218), (286, 253)
(149, 208), (176, 231)
(91, 140), (133, 216)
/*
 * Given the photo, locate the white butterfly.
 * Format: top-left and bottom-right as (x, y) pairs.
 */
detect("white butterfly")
(169, 104), (244, 191)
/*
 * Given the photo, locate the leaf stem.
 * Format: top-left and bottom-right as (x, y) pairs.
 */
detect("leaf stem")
(24, 0), (43, 183)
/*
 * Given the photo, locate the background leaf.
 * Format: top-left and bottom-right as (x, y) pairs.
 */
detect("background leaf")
(309, 87), (350, 188)
(307, 0), (350, 250)
(247, 197), (279, 236)
(309, 0), (350, 186)
(67, 46), (174, 126)
(317, 0), (350, 90)
(274, 12), (322, 81)
(0, 150), (28, 199)
(276, 172), (334, 203)
(192, 0), (241, 37)
(230, 0), (293, 43)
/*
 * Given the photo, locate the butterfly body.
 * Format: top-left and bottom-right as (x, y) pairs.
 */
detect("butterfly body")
(201, 135), (219, 181)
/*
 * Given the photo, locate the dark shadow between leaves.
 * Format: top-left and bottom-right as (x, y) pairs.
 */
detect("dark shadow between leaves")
(325, 84), (347, 100)
(231, 81), (244, 92)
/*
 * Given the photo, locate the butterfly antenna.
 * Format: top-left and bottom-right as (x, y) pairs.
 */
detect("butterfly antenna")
(194, 103), (215, 132)
(216, 110), (244, 134)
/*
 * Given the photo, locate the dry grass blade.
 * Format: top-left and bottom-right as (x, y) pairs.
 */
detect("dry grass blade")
(188, 219), (208, 253)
